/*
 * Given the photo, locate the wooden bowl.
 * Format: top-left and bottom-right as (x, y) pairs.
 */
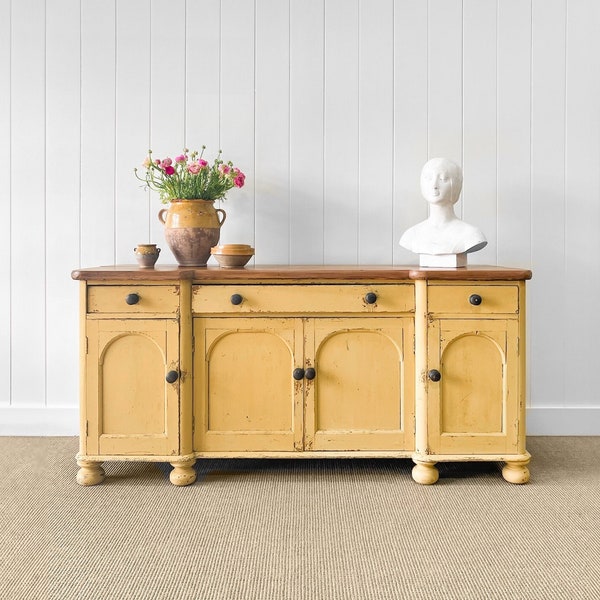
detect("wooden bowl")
(210, 244), (255, 268)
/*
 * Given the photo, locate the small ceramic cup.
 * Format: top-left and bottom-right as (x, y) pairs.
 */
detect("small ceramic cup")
(134, 244), (161, 268)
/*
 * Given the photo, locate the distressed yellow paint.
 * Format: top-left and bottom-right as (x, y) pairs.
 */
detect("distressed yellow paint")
(426, 319), (519, 454)
(305, 318), (414, 451)
(428, 284), (518, 315)
(87, 284), (180, 314)
(74, 267), (530, 487)
(194, 317), (300, 452)
(192, 284), (414, 314)
(86, 318), (180, 456)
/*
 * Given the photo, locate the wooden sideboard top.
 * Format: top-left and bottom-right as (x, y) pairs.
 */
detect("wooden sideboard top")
(72, 264), (532, 282)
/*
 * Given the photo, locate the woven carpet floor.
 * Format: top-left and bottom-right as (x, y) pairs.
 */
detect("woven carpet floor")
(0, 437), (599, 600)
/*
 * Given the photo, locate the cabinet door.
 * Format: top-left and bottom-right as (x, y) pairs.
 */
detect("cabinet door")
(194, 317), (303, 452)
(304, 318), (414, 451)
(86, 319), (180, 456)
(427, 319), (519, 454)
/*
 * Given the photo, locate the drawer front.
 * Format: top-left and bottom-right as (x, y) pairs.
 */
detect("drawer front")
(428, 284), (518, 315)
(87, 285), (180, 314)
(192, 284), (414, 314)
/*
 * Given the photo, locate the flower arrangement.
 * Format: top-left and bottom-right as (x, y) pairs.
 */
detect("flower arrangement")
(135, 147), (245, 203)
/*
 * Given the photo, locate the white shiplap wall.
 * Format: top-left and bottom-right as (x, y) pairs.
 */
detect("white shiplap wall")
(1, 0), (599, 435)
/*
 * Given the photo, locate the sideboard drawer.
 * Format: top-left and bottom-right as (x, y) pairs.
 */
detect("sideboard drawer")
(428, 284), (519, 315)
(87, 285), (180, 314)
(192, 284), (414, 314)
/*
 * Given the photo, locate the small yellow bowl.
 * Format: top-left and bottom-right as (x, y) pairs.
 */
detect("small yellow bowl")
(210, 244), (255, 268)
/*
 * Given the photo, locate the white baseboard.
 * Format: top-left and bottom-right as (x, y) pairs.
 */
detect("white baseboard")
(0, 406), (598, 436)
(0, 406), (79, 436)
(526, 407), (600, 435)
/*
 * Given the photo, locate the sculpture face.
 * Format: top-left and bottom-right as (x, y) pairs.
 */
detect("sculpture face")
(420, 158), (463, 206)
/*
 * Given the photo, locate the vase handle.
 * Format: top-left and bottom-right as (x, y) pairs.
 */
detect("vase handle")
(216, 208), (226, 226)
(158, 209), (168, 225)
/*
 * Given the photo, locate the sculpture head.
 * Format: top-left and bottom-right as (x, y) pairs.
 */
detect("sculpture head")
(420, 157), (463, 206)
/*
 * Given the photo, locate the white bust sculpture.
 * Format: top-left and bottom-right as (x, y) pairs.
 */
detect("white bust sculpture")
(399, 157), (487, 267)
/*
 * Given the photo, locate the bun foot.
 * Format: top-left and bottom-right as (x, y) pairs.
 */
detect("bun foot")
(412, 461), (439, 485)
(76, 460), (105, 486)
(169, 459), (197, 486)
(502, 458), (530, 484)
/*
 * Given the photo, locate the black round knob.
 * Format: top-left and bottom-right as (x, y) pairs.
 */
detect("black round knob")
(165, 370), (179, 384)
(305, 368), (316, 380)
(293, 368), (305, 381)
(428, 369), (441, 382)
(364, 292), (378, 304)
(125, 293), (140, 305)
(230, 293), (243, 306)
(469, 294), (482, 306)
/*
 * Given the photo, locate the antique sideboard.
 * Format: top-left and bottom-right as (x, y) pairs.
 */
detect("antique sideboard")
(71, 265), (532, 486)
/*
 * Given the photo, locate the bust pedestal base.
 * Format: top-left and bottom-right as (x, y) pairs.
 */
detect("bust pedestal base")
(419, 252), (467, 268)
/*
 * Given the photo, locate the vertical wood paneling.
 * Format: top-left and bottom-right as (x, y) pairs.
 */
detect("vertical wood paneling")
(148, 0), (186, 264)
(530, 0), (566, 409)
(255, 0), (290, 264)
(3, 0), (600, 432)
(80, 0), (116, 267)
(45, 0), (81, 408)
(0, 0), (10, 406)
(218, 0), (255, 249)
(289, 0), (324, 264)
(427, 0), (463, 168)
(564, 0), (600, 408)
(497, 0), (532, 267)
(358, 0), (394, 265)
(186, 0), (221, 150)
(462, 0), (497, 265)
(10, 0), (46, 406)
(115, 0), (152, 264)
(393, 0), (428, 265)
(149, 0), (186, 148)
(324, 0), (359, 264)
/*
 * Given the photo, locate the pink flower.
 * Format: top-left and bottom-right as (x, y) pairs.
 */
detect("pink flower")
(198, 159), (208, 168)
(234, 174), (245, 188)
(188, 163), (201, 174)
(175, 154), (187, 163)
(219, 164), (231, 175)
(160, 157), (173, 168)
(164, 165), (175, 176)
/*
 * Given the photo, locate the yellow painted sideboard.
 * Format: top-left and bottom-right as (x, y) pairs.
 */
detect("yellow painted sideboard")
(72, 265), (532, 486)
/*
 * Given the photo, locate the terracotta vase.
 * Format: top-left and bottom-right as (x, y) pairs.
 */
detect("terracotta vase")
(158, 199), (226, 267)
(134, 243), (161, 268)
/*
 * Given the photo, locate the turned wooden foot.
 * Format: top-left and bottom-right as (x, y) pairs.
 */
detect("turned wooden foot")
(169, 459), (197, 486)
(76, 460), (105, 486)
(412, 461), (439, 485)
(502, 458), (530, 484)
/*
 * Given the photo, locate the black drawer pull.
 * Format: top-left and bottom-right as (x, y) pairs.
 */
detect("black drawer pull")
(469, 294), (482, 306)
(125, 293), (140, 305)
(165, 370), (179, 384)
(428, 369), (441, 382)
